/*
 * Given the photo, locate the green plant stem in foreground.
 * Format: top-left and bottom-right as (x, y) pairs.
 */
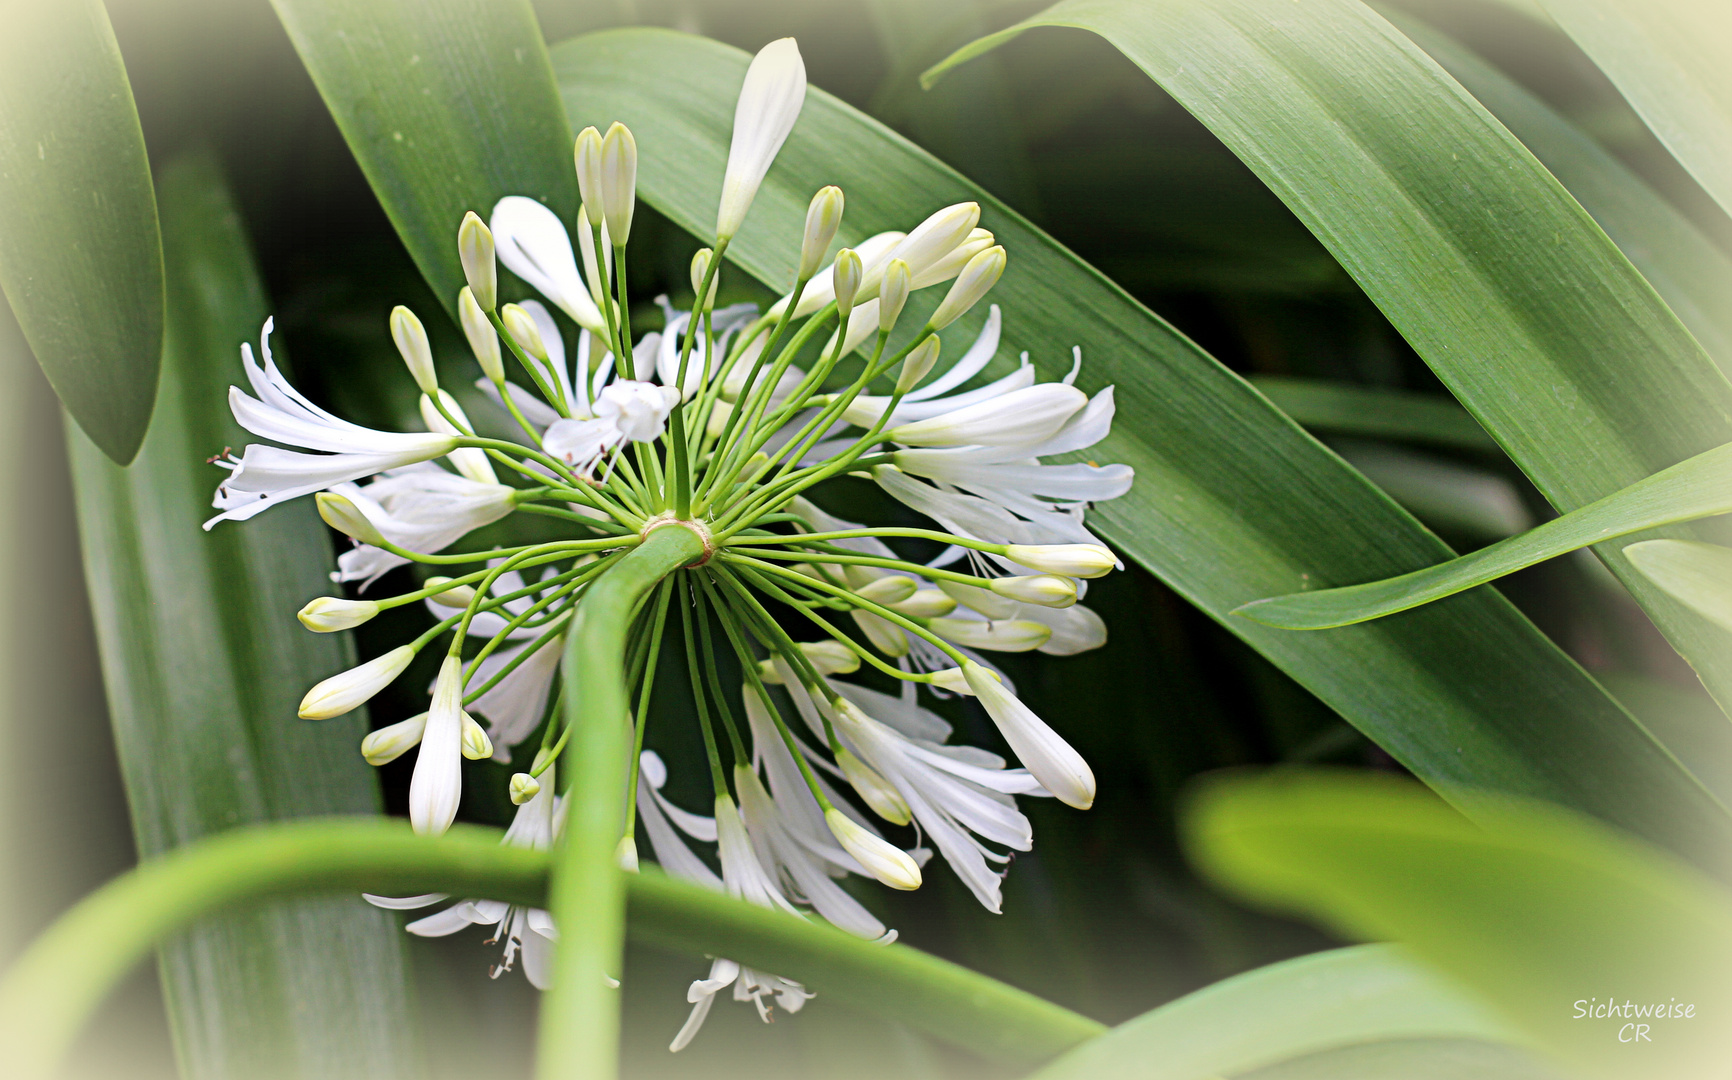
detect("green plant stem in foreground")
(539, 524), (706, 1080)
(0, 820), (1103, 1080)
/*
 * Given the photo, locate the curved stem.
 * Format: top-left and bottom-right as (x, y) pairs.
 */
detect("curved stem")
(0, 819), (1103, 1080)
(539, 524), (706, 1080)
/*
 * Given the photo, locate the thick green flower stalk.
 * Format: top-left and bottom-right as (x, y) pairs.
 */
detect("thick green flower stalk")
(205, 37), (1132, 1049)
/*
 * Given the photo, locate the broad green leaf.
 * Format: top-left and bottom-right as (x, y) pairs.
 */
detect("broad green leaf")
(66, 152), (416, 1080)
(1332, 441), (1531, 541)
(269, 0), (576, 317)
(1626, 540), (1732, 634)
(1249, 377), (1500, 455)
(1385, 8), (1732, 372)
(1237, 439), (1732, 628)
(1539, 0), (1732, 219)
(1235, 1038), (1565, 1080)
(926, 0), (1732, 745)
(0, 0), (163, 464)
(1023, 944), (1523, 1080)
(1184, 770), (1732, 1079)
(552, 28), (1731, 866)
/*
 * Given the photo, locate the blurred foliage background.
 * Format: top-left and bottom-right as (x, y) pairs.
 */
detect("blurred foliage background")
(6, 0), (1731, 1077)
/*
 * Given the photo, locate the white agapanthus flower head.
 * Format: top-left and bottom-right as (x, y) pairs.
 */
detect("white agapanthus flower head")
(202, 34), (1133, 1054)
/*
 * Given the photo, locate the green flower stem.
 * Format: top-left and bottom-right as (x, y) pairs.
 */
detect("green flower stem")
(0, 819), (1102, 1080)
(691, 575), (751, 761)
(486, 373), (548, 446)
(539, 523), (706, 1080)
(728, 526), (1008, 555)
(461, 612), (569, 705)
(724, 563), (922, 685)
(680, 573), (732, 797)
(487, 309), (570, 416)
(623, 581), (676, 847)
(739, 547), (1008, 589)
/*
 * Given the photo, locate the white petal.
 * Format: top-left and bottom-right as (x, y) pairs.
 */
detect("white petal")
(491, 196), (606, 333)
(716, 39), (806, 238)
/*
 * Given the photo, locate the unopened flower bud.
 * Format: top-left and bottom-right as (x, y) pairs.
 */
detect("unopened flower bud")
(826, 807), (921, 890)
(458, 212), (496, 311)
(913, 227), (994, 289)
(855, 574), (917, 605)
(851, 609), (908, 657)
(929, 617), (1051, 652)
(600, 121), (637, 244)
(390, 306), (438, 395)
(801, 639), (860, 674)
(836, 744), (911, 825)
(885, 202), (979, 282)
(928, 245), (1005, 330)
(936, 578), (1019, 619)
(576, 203), (614, 316)
(509, 772), (541, 804)
(574, 126), (605, 225)
(878, 258), (911, 332)
(799, 185), (844, 279)
(689, 247), (720, 308)
(927, 666), (979, 695)
(889, 588), (956, 618)
(616, 834), (640, 871)
(459, 287), (503, 383)
(423, 576), (478, 609)
(990, 574), (1077, 608)
(298, 596), (380, 633)
(361, 711), (428, 765)
(461, 711), (493, 760)
(716, 38), (806, 239)
(501, 303), (549, 360)
(964, 660), (1094, 809)
(1003, 543), (1118, 579)
(315, 492), (388, 548)
(895, 335), (941, 395)
(300, 645), (415, 719)
(832, 248), (863, 319)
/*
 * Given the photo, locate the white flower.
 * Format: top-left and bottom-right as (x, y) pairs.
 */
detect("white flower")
(543, 379), (679, 473)
(716, 38), (806, 239)
(654, 298), (759, 400)
(328, 465), (516, 587)
(297, 596), (379, 632)
(419, 390), (498, 485)
(490, 196), (608, 334)
(299, 645), (415, 720)
(410, 656), (466, 835)
(778, 666), (1042, 912)
(927, 617), (1052, 653)
(635, 750), (722, 889)
(206, 320), (458, 528)
(886, 383), (1087, 447)
(824, 806), (921, 890)
(1001, 544), (1120, 580)
(365, 765), (560, 988)
(963, 661), (1094, 810)
(769, 230), (903, 320)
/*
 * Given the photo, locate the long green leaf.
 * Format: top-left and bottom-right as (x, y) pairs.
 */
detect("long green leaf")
(269, 0), (576, 317)
(1024, 944), (1522, 1080)
(66, 151), (416, 1080)
(1539, 0), (1732, 219)
(1248, 377), (1500, 454)
(1384, 7), (1732, 372)
(926, 0), (1732, 741)
(1625, 540), (1732, 634)
(552, 27), (1730, 866)
(0, 0), (162, 464)
(1185, 770), (1732, 1079)
(0, 819), (1104, 1078)
(1235, 1038), (1564, 1080)
(1238, 439), (1732, 628)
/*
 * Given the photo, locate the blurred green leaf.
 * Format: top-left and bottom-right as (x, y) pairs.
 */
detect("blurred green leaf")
(552, 28), (1731, 868)
(1625, 540), (1732, 634)
(1234, 1038), (1565, 1080)
(1386, 8), (1732, 373)
(0, 0), (163, 464)
(1237, 439), (1732, 629)
(1184, 770), (1732, 1079)
(1331, 440), (1532, 542)
(928, 0), (1732, 741)
(1539, 0), (1732, 219)
(269, 0), (576, 317)
(1024, 943), (1524, 1080)
(66, 151), (417, 1079)
(1249, 377), (1500, 454)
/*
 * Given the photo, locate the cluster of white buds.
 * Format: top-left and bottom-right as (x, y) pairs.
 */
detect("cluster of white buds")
(204, 36), (1133, 1039)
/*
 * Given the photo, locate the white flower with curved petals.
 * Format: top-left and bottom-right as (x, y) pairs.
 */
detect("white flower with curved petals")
(490, 196), (608, 334)
(410, 657), (466, 835)
(328, 465), (516, 587)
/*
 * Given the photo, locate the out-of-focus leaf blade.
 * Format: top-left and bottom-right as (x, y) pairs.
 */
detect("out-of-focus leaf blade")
(269, 0), (575, 316)
(551, 29), (1732, 866)
(1386, 8), (1732, 372)
(1024, 944), (1523, 1080)
(0, 0), (163, 464)
(927, 0), (1732, 736)
(1539, 0), (1732, 219)
(1249, 377), (1500, 454)
(66, 151), (417, 1080)
(1234, 1038), (1565, 1080)
(1238, 440), (1732, 628)
(1626, 540), (1732, 635)
(1331, 441), (1532, 541)
(1185, 771), (1732, 1079)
